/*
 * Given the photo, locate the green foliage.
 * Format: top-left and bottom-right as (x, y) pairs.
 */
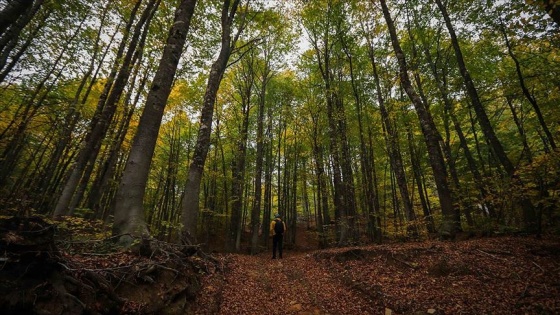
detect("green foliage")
(2, 0), (559, 248)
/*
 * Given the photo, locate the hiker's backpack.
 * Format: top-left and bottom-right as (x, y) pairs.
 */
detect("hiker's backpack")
(274, 220), (284, 235)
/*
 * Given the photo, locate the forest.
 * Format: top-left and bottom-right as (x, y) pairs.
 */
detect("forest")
(0, 0), (560, 313)
(2, 0), (559, 248)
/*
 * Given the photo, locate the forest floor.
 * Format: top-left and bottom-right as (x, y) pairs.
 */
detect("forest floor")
(192, 235), (560, 315)
(1, 217), (560, 314)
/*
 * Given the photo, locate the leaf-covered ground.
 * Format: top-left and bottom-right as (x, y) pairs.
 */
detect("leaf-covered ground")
(193, 236), (560, 315)
(2, 217), (559, 314)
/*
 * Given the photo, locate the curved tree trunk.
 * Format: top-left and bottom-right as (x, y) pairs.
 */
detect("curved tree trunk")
(500, 22), (556, 151)
(181, 0), (242, 244)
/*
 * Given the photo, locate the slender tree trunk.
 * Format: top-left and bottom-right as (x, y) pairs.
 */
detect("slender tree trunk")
(418, 31), (497, 219)
(505, 96), (532, 163)
(112, 0), (197, 245)
(71, 8), (152, 217)
(311, 113), (328, 247)
(434, 0), (537, 232)
(54, 0), (153, 217)
(53, 0), (148, 217)
(0, 0), (36, 37)
(181, 0), (242, 244)
(380, 0), (456, 237)
(261, 104), (274, 245)
(310, 29), (348, 245)
(406, 127), (436, 233)
(0, 0), (44, 72)
(334, 90), (358, 242)
(343, 41), (381, 242)
(368, 48), (416, 232)
(367, 126), (383, 242)
(0, 8), (48, 84)
(0, 14), (85, 189)
(250, 52), (272, 254)
(229, 59), (254, 252)
(500, 22), (556, 151)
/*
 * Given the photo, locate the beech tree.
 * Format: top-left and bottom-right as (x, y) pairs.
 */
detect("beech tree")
(54, 0), (159, 218)
(181, 0), (244, 244)
(112, 0), (198, 245)
(1, 0), (558, 247)
(380, 0), (457, 236)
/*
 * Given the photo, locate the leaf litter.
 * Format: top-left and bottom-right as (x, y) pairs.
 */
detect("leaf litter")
(193, 236), (560, 314)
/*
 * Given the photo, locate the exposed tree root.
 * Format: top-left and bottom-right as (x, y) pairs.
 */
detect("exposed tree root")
(0, 216), (221, 314)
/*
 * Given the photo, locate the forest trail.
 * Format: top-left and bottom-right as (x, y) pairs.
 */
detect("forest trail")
(192, 236), (560, 315)
(193, 250), (373, 314)
(195, 224), (374, 314)
(1, 216), (559, 314)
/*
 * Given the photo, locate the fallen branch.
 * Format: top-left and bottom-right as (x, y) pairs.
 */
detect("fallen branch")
(476, 249), (500, 260)
(532, 261), (544, 272)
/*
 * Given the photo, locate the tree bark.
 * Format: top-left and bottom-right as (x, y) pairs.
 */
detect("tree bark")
(54, 0), (156, 218)
(250, 49), (272, 254)
(181, 0), (242, 244)
(368, 47), (416, 231)
(434, 0), (537, 232)
(380, 0), (457, 237)
(112, 0), (197, 245)
(500, 22), (556, 151)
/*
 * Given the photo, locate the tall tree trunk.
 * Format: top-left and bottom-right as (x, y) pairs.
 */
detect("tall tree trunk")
(417, 28), (497, 219)
(69, 7), (152, 217)
(33, 4), (112, 212)
(229, 56), (254, 252)
(53, 0), (153, 217)
(309, 22), (348, 245)
(0, 0), (44, 72)
(380, 0), (457, 237)
(250, 50), (272, 254)
(404, 8), (463, 231)
(0, 0), (36, 37)
(368, 47), (417, 232)
(434, 0), (537, 232)
(87, 74), (144, 219)
(261, 104), (274, 245)
(367, 126), (383, 242)
(310, 109), (328, 247)
(334, 90), (358, 242)
(181, 0), (242, 244)
(343, 41), (381, 242)
(500, 22), (556, 151)
(406, 127), (436, 233)
(112, 0), (197, 245)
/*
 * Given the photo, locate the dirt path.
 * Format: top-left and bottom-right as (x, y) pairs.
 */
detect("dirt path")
(192, 236), (560, 315)
(193, 251), (375, 314)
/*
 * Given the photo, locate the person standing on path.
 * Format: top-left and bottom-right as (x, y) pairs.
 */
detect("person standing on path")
(270, 213), (286, 259)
